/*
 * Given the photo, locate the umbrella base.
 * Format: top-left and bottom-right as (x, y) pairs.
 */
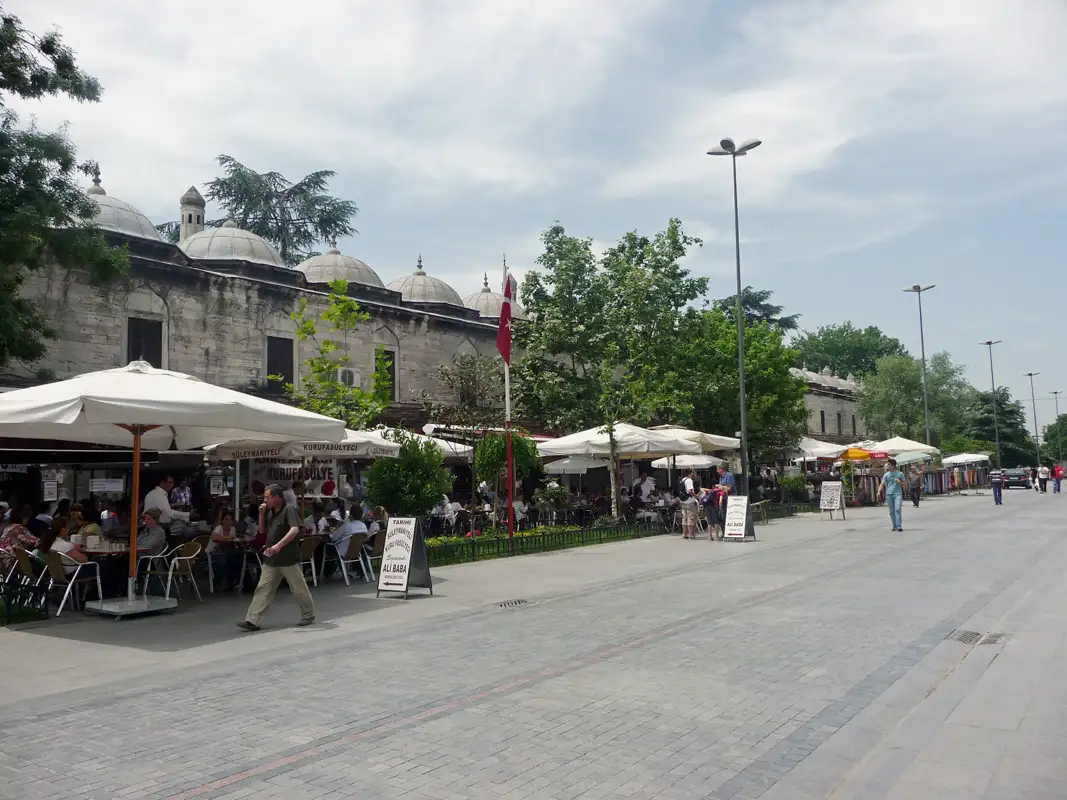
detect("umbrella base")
(84, 596), (179, 618)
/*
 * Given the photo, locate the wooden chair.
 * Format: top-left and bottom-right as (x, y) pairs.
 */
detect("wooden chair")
(297, 535), (323, 586)
(41, 550), (103, 617)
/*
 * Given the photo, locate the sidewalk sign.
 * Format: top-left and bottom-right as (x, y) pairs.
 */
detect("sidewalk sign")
(723, 495), (752, 540)
(376, 517), (434, 599)
(820, 481), (846, 520)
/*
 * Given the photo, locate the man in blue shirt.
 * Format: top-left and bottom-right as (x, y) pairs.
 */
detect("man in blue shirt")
(877, 458), (907, 531)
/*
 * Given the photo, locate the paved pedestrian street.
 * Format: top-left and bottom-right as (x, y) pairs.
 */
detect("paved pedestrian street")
(2, 493), (1066, 799)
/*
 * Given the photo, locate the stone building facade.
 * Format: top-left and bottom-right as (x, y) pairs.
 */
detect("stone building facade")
(6, 178), (526, 426)
(789, 367), (866, 445)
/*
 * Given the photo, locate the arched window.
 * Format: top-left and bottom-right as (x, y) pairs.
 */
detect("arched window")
(196, 214), (201, 224)
(187, 213), (192, 223)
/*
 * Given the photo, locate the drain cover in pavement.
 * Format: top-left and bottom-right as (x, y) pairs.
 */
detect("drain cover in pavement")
(979, 633), (1011, 645)
(498, 599), (529, 608)
(946, 629), (982, 645)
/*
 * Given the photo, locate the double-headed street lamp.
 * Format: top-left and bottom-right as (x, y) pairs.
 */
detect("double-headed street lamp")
(979, 340), (1002, 469)
(1025, 372), (1041, 465)
(903, 284), (935, 445)
(707, 137), (761, 496)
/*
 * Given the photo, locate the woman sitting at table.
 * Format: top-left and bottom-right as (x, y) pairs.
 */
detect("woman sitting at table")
(35, 518), (88, 575)
(206, 509), (243, 590)
(78, 507), (104, 541)
(0, 505), (38, 571)
(137, 509), (168, 556)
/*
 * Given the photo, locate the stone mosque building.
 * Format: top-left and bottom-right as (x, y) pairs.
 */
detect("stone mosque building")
(9, 175), (526, 425)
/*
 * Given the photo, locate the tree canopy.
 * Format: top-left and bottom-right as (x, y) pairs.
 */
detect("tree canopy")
(713, 286), (800, 331)
(200, 155), (358, 267)
(366, 428), (454, 517)
(964, 388), (1039, 468)
(421, 354), (505, 430)
(793, 323), (907, 378)
(1043, 413), (1066, 464)
(0, 9), (129, 372)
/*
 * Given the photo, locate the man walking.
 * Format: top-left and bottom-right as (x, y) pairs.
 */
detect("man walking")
(989, 467), (1004, 506)
(238, 484), (315, 631)
(679, 469), (699, 540)
(877, 458), (906, 531)
(908, 466), (922, 508)
(1037, 464), (1050, 494)
(1054, 463), (1063, 494)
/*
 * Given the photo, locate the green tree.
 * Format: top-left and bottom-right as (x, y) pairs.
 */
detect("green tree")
(0, 10), (129, 371)
(794, 323), (908, 377)
(420, 354), (504, 430)
(1044, 413), (1066, 464)
(964, 388), (1035, 468)
(926, 352), (974, 442)
(680, 310), (808, 463)
(366, 427), (454, 517)
(273, 278), (391, 429)
(515, 219), (707, 515)
(474, 430), (542, 487)
(856, 355), (925, 439)
(203, 155), (357, 267)
(713, 285), (800, 331)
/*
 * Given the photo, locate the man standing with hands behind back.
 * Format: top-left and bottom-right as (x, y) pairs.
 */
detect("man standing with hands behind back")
(238, 483), (315, 631)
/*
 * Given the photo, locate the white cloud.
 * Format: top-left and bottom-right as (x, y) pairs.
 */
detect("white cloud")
(9, 0), (667, 217)
(603, 0), (1067, 214)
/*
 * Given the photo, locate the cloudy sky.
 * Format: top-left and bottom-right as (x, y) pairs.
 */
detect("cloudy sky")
(12, 0), (1067, 435)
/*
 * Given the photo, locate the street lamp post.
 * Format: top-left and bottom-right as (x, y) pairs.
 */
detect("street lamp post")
(903, 284), (935, 445)
(1025, 372), (1041, 465)
(1052, 390), (1063, 465)
(707, 137), (761, 496)
(980, 340), (1002, 469)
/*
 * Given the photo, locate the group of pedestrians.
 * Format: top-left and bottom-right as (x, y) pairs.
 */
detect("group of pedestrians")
(1030, 464), (1063, 494)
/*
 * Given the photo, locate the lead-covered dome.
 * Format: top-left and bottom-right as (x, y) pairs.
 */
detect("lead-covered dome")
(463, 275), (527, 320)
(85, 173), (162, 241)
(386, 256), (463, 306)
(296, 244), (384, 288)
(180, 218), (286, 268)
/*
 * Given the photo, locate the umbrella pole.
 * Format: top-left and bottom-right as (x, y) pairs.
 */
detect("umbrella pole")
(118, 424), (158, 600)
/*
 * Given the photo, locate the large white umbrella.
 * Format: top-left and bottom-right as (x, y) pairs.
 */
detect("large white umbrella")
(874, 436), (940, 456)
(942, 453), (990, 466)
(648, 424), (740, 452)
(207, 429), (400, 460)
(544, 456), (608, 475)
(537, 422), (700, 459)
(650, 454), (724, 470)
(376, 427), (473, 459)
(0, 361), (345, 613)
(793, 437), (846, 460)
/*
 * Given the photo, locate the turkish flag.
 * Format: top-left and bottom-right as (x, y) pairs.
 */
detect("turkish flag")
(496, 274), (513, 365)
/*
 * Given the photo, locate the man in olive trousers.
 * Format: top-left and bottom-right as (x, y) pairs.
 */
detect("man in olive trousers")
(237, 483), (315, 631)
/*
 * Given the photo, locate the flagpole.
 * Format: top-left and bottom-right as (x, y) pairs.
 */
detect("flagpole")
(505, 362), (515, 539)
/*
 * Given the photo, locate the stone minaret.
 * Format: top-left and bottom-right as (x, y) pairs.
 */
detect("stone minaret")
(179, 185), (206, 241)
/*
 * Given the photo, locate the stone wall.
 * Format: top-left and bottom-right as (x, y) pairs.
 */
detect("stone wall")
(14, 258), (498, 407)
(803, 390), (865, 444)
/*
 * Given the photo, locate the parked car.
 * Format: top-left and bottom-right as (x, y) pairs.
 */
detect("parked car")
(1003, 468), (1031, 489)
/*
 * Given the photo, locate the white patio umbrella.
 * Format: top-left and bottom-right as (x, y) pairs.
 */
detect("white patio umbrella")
(793, 437), (846, 459)
(648, 424), (740, 452)
(873, 436), (940, 456)
(206, 429), (400, 460)
(537, 422), (700, 459)
(942, 453), (990, 466)
(544, 456), (608, 475)
(0, 361), (345, 614)
(376, 426), (473, 459)
(650, 454), (724, 470)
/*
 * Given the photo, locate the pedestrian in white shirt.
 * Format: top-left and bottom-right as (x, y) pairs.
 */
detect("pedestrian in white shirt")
(144, 476), (190, 525)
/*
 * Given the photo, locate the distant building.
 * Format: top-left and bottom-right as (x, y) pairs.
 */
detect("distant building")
(789, 367), (866, 444)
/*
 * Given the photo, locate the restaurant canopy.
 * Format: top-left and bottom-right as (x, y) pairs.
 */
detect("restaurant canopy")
(894, 450), (934, 466)
(648, 424), (739, 452)
(537, 422), (700, 460)
(793, 437), (846, 459)
(376, 427), (473, 459)
(0, 360), (345, 613)
(206, 428), (400, 461)
(544, 456), (608, 475)
(873, 436), (940, 456)
(942, 452), (991, 466)
(650, 454), (725, 470)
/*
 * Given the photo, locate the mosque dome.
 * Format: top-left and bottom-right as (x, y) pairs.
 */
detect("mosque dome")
(179, 218), (287, 268)
(84, 172), (162, 241)
(295, 244), (385, 288)
(386, 256), (463, 306)
(462, 275), (527, 320)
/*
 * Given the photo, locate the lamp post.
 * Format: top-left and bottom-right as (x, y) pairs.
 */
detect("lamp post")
(903, 284), (935, 445)
(1052, 390), (1063, 465)
(1025, 372), (1041, 465)
(707, 137), (761, 496)
(979, 340), (1002, 469)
